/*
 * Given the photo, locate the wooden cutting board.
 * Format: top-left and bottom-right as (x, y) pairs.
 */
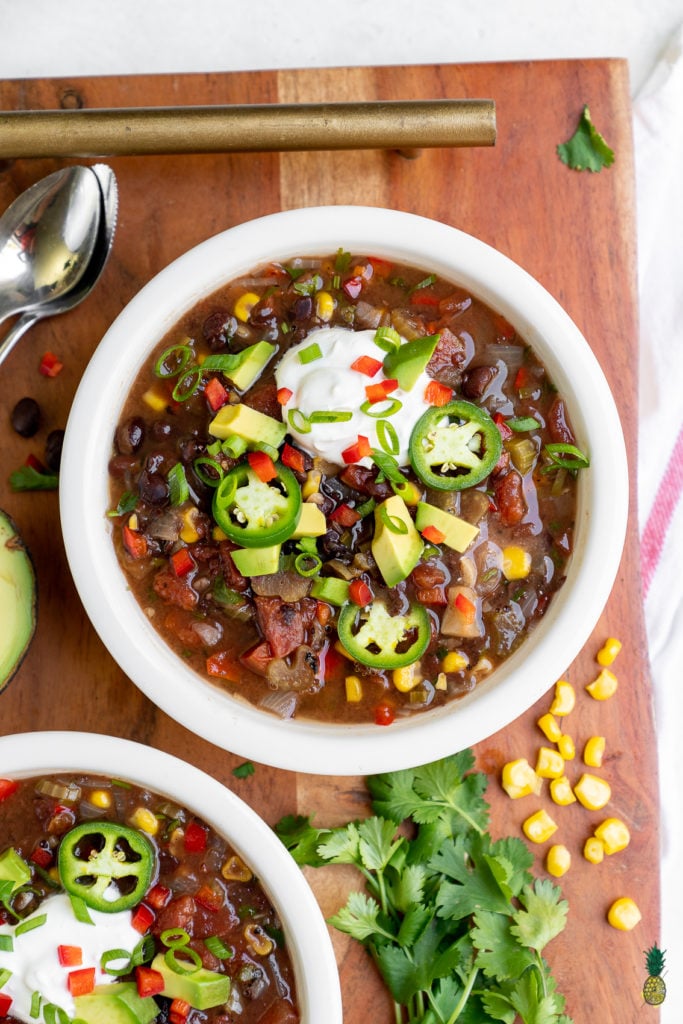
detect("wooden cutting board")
(0, 60), (659, 1021)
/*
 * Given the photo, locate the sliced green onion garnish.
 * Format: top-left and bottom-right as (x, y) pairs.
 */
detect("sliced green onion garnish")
(298, 342), (323, 364)
(16, 914), (47, 936)
(154, 343), (193, 379)
(360, 397), (403, 418)
(168, 463), (189, 506)
(204, 935), (234, 959)
(355, 497), (376, 517)
(294, 552), (323, 577)
(0, 968), (12, 989)
(334, 248), (352, 272)
(332, 274), (341, 290)
(0, 935), (13, 952)
(541, 442), (590, 473)
(172, 366), (203, 402)
(132, 934), (156, 966)
(288, 408), (312, 434)
(161, 928), (191, 948)
(507, 416), (540, 432)
(206, 439), (222, 457)
(409, 273), (437, 294)
(221, 434), (248, 459)
(200, 353), (240, 372)
(254, 441), (279, 460)
(309, 410), (353, 423)
(376, 419), (399, 455)
(101, 948), (132, 976)
(193, 456), (225, 487)
(43, 1004), (70, 1024)
(370, 449), (406, 486)
(30, 991), (41, 1019)
(379, 505), (408, 535)
(373, 326), (401, 353)
(164, 946), (202, 976)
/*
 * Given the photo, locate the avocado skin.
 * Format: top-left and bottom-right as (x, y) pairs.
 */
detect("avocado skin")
(0, 509), (37, 694)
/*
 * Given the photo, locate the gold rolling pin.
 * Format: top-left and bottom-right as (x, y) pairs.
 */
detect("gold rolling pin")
(0, 100), (495, 159)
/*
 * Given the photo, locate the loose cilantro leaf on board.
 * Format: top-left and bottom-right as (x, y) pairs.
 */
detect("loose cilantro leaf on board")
(274, 751), (573, 1023)
(9, 465), (59, 491)
(557, 105), (615, 172)
(231, 761), (255, 779)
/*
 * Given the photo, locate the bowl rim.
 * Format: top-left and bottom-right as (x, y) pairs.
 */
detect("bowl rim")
(0, 730), (342, 1023)
(60, 205), (629, 775)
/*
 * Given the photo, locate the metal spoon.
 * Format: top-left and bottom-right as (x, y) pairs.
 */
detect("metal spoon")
(0, 165), (118, 368)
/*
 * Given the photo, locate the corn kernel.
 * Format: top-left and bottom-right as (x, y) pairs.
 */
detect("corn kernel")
(594, 817), (630, 855)
(522, 808), (558, 844)
(128, 807), (159, 836)
(597, 637), (622, 666)
(537, 713), (562, 743)
(549, 680), (575, 716)
(501, 758), (542, 799)
(221, 854), (252, 882)
(180, 507), (201, 544)
(546, 844), (571, 878)
(127, 513), (139, 531)
(574, 773), (611, 810)
(584, 735), (606, 768)
(501, 545), (531, 580)
(142, 387), (168, 412)
(442, 651), (469, 673)
(535, 746), (565, 779)
(549, 775), (576, 806)
(586, 668), (618, 701)
(607, 897), (641, 931)
(48, 866), (60, 884)
(315, 290), (336, 321)
(345, 675), (363, 703)
(88, 789), (112, 809)
(233, 291), (260, 322)
(212, 525), (228, 542)
(392, 664), (421, 693)
(557, 734), (575, 760)
(435, 672), (448, 691)
(583, 836), (605, 864)
(244, 922), (274, 956)
(302, 469), (322, 500)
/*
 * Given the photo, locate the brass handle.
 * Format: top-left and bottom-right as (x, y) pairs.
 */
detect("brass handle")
(0, 100), (495, 159)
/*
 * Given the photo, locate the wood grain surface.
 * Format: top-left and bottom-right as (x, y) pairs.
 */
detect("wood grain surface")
(0, 60), (659, 1022)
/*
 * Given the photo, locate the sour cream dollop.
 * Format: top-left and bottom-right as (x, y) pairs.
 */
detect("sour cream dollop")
(0, 893), (142, 1024)
(275, 327), (433, 467)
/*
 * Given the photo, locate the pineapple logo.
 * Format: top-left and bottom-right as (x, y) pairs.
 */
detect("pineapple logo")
(642, 943), (666, 1006)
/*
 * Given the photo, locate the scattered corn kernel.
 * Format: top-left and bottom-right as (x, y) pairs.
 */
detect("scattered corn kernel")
(392, 664), (422, 693)
(233, 291), (260, 322)
(180, 507), (201, 544)
(522, 808), (558, 844)
(127, 513), (139, 531)
(546, 844), (571, 878)
(142, 387), (168, 412)
(583, 836), (605, 864)
(501, 758), (542, 799)
(597, 637), (622, 666)
(243, 922), (274, 956)
(586, 668), (618, 701)
(128, 807), (159, 836)
(537, 713), (562, 743)
(315, 290), (336, 321)
(442, 651), (469, 673)
(594, 817), (630, 855)
(607, 897), (641, 931)
(501, 545), (531, 580)
(574, 773), (611, 810)
(302, 469), (322, 500)
(549, 680), (575, 716)
(549, 775), (577, 806)
(535, 746), (565, 779)
(557, 733), (575, 760)
(345, 675), (363, 703)
(435, 672), (448, 691)
(221, 854), (252, 882)
(48, 866), (60, 884)
(212, 525), (228, 542)
(88, 789), (112, 809)
(584, 735), (606, 768)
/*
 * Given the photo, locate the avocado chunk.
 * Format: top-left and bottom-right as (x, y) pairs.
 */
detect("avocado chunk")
(74, 983), (158, 1024)
(0, 510), (36, 693)
(415, 501), (480, 552)
(371, 495), (424, 586)
(290, 502), (327, 538)
(231, 544), (281, 577)
(209, 403), (286, 449)
(382, 334), (440, 391)
(150, 952), (230, 1010)
(227, 340), (276, 391)
(0, 847), (31, 890)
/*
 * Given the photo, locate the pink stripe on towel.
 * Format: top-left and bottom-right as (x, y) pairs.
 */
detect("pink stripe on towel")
(641, 423), (683, 597)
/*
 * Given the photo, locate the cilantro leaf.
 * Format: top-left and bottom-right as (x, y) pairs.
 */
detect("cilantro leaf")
(9, 465), (59, 491)
(433, 835), (514, 919)
(471, 909), (536, 981)
(386, 862), (427, 914)
(231, 761), (255, 779)
(329, 890), (393, 943)
(357, 817), (403, 873)
(374, 916), (463, 1004)
(511, 879), (569, 954)
(317, 822), (362, 864)
(273, 814), (331, 867)
(557, 105), (614, 172)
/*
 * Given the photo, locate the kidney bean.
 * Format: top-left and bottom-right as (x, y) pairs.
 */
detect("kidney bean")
(44, 429), (64, 472)
(115, 415), (145, 455)
(108, 454), (139, 479)
(547, 397), (576, 445)
(11, 397), (41, 437)
(493, 470), (526, 525)
(410, 562), (446, 589)
(462, 365), (497, 400)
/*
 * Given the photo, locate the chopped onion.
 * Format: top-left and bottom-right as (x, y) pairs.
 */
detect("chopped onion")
(483, 345), (524, 370)
(191, 621), (223, 646)
(259, 691), (298, 719)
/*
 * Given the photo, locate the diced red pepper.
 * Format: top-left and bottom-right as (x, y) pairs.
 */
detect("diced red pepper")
(410, 291), (440, 306)
(30, 845), (53, 868)
(145, 884), (171, 910)
(204, 376), (229, 412)
(0, 779), (18, 802)
(374, 703), (396, 727)
(368, 256), (392, 277)
(170, 1015), (188, 1024)
(281, 442), (306, 474)
(424, 380), (453, 407)
(131, 903), (156, 934)
(0, 993), (12, 1017)
(349, 579), (373, 607)
(122, 525), (148, 560)
(170, 547), (194, 577)
(39, 351), (64, 378)
(365, 379), (399, 403)
(240, 640), (272, 677)
(415, 587), (447, 606)
(169, 999), (191, 1021)
(321, 643), (347, 682)
(350, 355), (383, 377)
(454, 592), (476, 624)
(328, 503), (362, 526)
(67, 968), (95, 997)
(421, 524), (446, 545)
(276, 387), (293, 405)
(135, 966), (165, 999)
(247, 449), (277, 483)
(25, 453), (48, 474)
(58, 945), (83, 967)
(341, 436), (372, 465)
(514, 366), (530, 390)
(492, 313), (516, 341)
(184, 820), (208, 853)
(342, 275), (363, 299)
(195, 885), (224, 911)
(206, 651), (243, 682)
(493, 412), (514, 441)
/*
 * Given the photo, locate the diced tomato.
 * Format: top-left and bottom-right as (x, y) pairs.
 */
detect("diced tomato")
(0, 992), (12, 1016)
(368, 256), (392, 277)
(131, 903), (156, 934)
(492, 313), (516, 341)
(38, 351), (64, 377)
(454, 592), (476, 624)
(169, 1000), (191, 1022)
(514, 366), (530, 390)
(247, 449), (277, 483)
(374, 703), (396, 726)
(30, 845), (53, 868)
(493, 412), (513, 441)
(206, 651), (243, 682)
(135, 966), (165, 999)
(276, 387), (293, 405)
(342, 275), (363, 299)
(281, 443), (306, 474)
(421, 524), (446, 545)
(122, 525), (148, 559)
(240, 640), (273, 677)
(415, 587), (447, 606)
(424, 380), (453, 407)
(67, 967), (95, 997)
(0, 779), (18, 802)
(145, 884), (171, 910)
(204, 376), (229, 412)
(350, 355), (383, 377)
(315, 601), (331, 626)
(184, 821), (208, 853)
(365, 379), (398, 403)
(170, 548), (194, 577)
(321, 643), (347, 682)
(349, 579), (373, 607)
(328, 503), (361, 527)
(195, 884), (224, 911)
(341, 436), (372, 465)
(170, 1015), (188, 1024)
(410, 290), (440, 306)
(57, 945), (82, 967)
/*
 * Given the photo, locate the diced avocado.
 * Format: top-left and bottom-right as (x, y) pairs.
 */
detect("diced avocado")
(74, 983), (157, 1024)
(382, 334), (440, 391)
(0, 510), (36, 693)
(415, 501), (480, 552)
(150, 952), (230, 1010)
(310, 576), (350, 606)
(371, 495), (424, 587)
(0, 847), (31, 890)
(291, 502), (327, 538)
(228, 341), (276, 391)
(209, 403), (286, 449)
(231, 544), (281, 577)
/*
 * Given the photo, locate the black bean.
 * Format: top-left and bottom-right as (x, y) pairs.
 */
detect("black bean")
(151, 420), (174, 441)
(291, 295), (313, 321)
(11, 397), (41, 438)
(115, 416), (145, 455)
(44, 429), (65, 472)
(138, 470), (169, 506)
(462, 365), (496, 400)
(202, 310), (237, 351)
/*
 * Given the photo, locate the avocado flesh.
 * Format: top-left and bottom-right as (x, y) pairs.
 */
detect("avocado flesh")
(151, 952), (230, 1010)
(0, 510), (36, 692)
(74, 983), (158, 1024)
(415, 501), (480, 552)
(371, 495), (424, 586)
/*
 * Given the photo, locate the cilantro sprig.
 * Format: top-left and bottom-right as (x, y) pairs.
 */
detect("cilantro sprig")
(275, 750), (572, 1024)
(557, 105), (614, 172)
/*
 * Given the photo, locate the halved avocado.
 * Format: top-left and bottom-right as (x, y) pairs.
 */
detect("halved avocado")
(0, 510), (37, 692)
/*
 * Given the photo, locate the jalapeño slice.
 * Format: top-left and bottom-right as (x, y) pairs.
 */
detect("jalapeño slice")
(58, 822), (154, 913)
(212, 461), (302, 548)
(337, 600), (430, 670)
(409, 399), (502, 491)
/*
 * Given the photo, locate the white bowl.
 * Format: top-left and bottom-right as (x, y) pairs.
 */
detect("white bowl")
(60, 206), (628, 775)
(0, 730), (341, 1022)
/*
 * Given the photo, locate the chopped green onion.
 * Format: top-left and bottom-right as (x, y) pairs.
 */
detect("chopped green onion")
(360, 397), (403, 418)
(0, 968), (12, 988)
(281, 322), (290, 334)
(288, 408), (312, 434)
(101, 948), (133, 976)
(132, 934), (155, 965)
(193, 456), (225, 487)
(334, 248), (352, 272)
(16, 914), (47, 936)
(69, 894), (94, 925)
(0, 935), (13, 952)
(30, 991), (41, 1019)
(200, 353), (240, 372)
(376, 419), (399, 456)
(355, 497), (376, 518)
(292, 274), (323, 296)
(221, 434), (248, 459)
(43, 1005), (70, 1024)
(164, 946), (202, 975)
(370, 449), (406, 487)
(285, 265), (306, 281)
(378, 505), (408, 535)
(409, 273), (437, 294)
(373, 326), (401, 353)
(254, 441), (279, 460)
(294, 552), (323, 577)
(541, 442), (590, 474)
(298, 342), (323, 364)
(332, 274), (341, 290)
(172, 366), (203, 402)
(507, 416), (540, 432)
(206, 439), (222, 457)
(161, 928), (191, 948)
(168, 463), (189, 506)
(204, 935), (235, 959)
(107, 490), (138, 518)
(154, 343), (194, 379)
(309, 410), (353, 423)
(110, 778), (132, 789)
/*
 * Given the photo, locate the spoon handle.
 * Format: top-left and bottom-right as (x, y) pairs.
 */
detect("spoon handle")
(0, 312), (40, 368)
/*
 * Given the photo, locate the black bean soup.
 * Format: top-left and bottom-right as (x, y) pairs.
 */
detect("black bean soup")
(108, 252), (585, 728)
